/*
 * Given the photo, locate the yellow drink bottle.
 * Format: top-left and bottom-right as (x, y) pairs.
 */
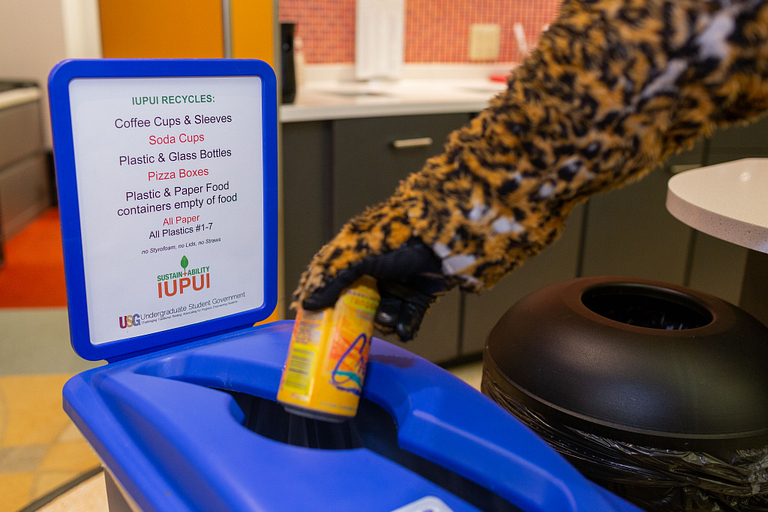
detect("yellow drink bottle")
(277, 276), (380, 422)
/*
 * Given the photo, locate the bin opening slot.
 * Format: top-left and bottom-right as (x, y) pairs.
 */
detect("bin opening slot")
(216, 388), (522, 512)
(581, 283), (713, 330)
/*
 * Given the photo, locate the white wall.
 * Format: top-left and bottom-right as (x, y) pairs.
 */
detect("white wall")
(0, 0), (68, 147)
(60, 0), (102, 60)
(0, 0), (101, 148)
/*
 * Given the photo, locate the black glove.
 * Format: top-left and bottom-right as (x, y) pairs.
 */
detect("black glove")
(301, 238), (452, 341)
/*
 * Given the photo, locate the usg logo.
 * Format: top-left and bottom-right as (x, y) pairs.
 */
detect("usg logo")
(157, 255), (210, 298)
(119, 314), (140, 329)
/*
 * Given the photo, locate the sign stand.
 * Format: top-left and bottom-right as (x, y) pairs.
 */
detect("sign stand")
(49, 59), (277, 362)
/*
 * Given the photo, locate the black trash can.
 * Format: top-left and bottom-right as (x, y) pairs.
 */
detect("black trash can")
(482, 277), (768, 511)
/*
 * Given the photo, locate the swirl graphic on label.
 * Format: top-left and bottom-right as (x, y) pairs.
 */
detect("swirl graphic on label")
(331, 333), (368, 395)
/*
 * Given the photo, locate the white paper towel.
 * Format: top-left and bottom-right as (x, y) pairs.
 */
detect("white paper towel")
(356, 0), (405, 80)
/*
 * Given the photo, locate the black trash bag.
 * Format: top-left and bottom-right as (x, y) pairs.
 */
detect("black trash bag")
(483, 368), (768, 512)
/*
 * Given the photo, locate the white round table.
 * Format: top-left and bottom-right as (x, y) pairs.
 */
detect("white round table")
(667, 158), (768, 325)
(667, 158), (768, 253)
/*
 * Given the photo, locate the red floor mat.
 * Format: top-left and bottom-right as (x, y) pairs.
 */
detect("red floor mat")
(0, 208), (67, 308)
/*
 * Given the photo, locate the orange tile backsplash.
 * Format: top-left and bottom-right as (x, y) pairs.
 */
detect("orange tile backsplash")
(279, 0), (562, 65)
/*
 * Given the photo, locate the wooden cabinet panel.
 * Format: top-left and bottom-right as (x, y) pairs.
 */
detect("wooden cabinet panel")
(99, 0), (224, 58)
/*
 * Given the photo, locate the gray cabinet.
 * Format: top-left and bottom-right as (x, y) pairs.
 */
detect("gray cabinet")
(282, 121), (333, 308)
(680, 118), (768, 305)
(283, 113), (471, 363)
(579, 166), (694, 286)
(461, 204), (584, 354)
(577, 126), (758, 308)
(688, 231), (748, 305)
(332, 114), (470, 363)
(707, 116), (768, 162)
(282, 112), (768, 364)
(0, 100), (43, 169)
(0, 155), (50, 236)
(331, 114), (469, 230)
(0, 96), (50, 239)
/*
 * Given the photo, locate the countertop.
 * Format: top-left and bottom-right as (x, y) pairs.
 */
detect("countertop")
(280, 79), (508, 123)
(0, 86), (40, 111)
(667, 158), (768, 253)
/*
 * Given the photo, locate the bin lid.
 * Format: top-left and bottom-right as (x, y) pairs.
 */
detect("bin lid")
(48, 59), (278, 362)
(485, 277), (768, 451)
(63, 322), (641, 512)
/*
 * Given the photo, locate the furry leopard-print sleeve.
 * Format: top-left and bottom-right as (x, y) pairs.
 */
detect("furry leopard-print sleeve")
(293, 0), (768, 307)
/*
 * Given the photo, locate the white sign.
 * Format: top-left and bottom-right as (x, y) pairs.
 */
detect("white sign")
(68, 76), (265, 345)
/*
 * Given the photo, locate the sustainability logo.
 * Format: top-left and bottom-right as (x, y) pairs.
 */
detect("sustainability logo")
(157, 255), (211, 298)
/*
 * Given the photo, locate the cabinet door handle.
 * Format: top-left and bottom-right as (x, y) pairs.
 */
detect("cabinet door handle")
(392, 137), (433, 149)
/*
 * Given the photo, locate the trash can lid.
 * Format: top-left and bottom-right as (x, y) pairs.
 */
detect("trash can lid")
(485, 277), (768, 451)
(64, 321), (642, 512)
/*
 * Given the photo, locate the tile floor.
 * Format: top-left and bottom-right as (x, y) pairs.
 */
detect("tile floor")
(0, 374), (101, 512)
(0, 309), (102, 376)
(38, 472), (107, 512)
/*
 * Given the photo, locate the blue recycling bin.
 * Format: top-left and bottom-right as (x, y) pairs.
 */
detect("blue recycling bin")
(49, 59), (641, 512)
(64, 321), (640, 512)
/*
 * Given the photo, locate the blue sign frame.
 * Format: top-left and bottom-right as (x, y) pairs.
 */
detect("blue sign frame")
(49, 59), (278, 362)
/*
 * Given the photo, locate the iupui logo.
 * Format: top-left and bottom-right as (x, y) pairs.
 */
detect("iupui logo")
(157, 255), (211, 298)
(119, 314), (140, 329)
